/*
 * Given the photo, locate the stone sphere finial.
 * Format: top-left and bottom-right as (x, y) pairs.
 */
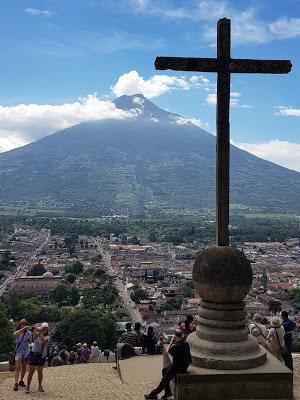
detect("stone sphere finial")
(193, 246), (252, 303)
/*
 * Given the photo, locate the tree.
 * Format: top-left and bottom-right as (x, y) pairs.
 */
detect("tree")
(180, 285), (193, 298)
(0, 251), (17, 271)
(66, 273), (76, 283)
(27, 263), (46, 276)
(130, 287), (149, 303)
(36, 306), (62, 322)
(0, 303), (14, 361)
(50, 284), (71, 307)
(53, 309), (105, 349)
(148, 231), (156, 242)
(99, 316), (118, 350)
(18, 297), (42, 321)
(91, 254), (102, 264)
(69, 287), (80, 307)
(65, 261), (83, 275)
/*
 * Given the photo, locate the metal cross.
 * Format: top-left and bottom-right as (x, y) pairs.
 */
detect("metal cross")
(155, 18), (292, 246)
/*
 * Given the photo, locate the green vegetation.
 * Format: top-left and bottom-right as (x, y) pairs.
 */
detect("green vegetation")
(27, 262), (46, 276)
(0, 303), (14, 361)
(282, 288), (300, 311)
(50, 284), (80, 307)
(53, 309), (118, 350)
(65, 261), (84, 275)
(0, 251), (16, 271)
(81, 273), (119, 310)
(130, 287), (149, 303)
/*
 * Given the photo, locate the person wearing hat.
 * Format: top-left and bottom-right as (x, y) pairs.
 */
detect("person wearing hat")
(266, 316), (285, 362)
(13, 318), (32, 391)
(249, 313), (267, 348)
(25, 322), (50, 394)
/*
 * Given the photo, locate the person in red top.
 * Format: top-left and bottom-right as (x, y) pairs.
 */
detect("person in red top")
(179, 315), (196, 339)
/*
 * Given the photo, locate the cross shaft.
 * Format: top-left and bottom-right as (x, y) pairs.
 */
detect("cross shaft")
(155, 18), (292, 246)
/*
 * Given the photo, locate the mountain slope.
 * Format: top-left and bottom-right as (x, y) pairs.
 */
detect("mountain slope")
(0, 94), (299, 216)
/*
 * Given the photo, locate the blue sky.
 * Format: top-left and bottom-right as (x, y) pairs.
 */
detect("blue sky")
(0, 0), (299, 171)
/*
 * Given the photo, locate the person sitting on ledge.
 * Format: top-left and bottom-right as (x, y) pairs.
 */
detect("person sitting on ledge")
(144, 329), (192, 400)
(119, 322), (140, 348)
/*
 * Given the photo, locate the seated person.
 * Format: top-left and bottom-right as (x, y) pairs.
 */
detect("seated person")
(141, 326), (157, 355)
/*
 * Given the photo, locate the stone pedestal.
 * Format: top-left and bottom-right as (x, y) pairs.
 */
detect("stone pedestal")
(163, 348), (293, 400)
(188, 246), (266, 369)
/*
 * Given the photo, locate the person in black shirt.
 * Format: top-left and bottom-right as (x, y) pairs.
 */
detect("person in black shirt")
(144, 329), (192, 400)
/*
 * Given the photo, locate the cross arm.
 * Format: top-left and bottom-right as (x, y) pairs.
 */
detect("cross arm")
(229, 59), (292, 74)
(155, 56), (218, 72)
(155, 56), (292, 75)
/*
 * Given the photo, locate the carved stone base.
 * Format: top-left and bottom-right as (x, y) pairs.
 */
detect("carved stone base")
(187, 299), (267, 369)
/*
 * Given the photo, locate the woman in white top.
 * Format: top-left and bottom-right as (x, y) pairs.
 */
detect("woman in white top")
(249, 313), (267, 347)
(90, 341), (100, 363)
(266, 316), (285, 362)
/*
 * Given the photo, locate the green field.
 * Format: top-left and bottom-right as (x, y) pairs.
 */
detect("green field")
(244, 213), (300, 219)
(0, 206), (62, 216)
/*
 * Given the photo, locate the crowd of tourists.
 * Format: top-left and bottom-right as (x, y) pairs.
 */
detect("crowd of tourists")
(249, 311), (296, 371)
(11, 311), (295, 397)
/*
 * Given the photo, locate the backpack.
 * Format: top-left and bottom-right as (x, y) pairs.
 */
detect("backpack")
(69, 351), (75, 363)
(57, 356), (63, 366)
(251, 325), (262, 337)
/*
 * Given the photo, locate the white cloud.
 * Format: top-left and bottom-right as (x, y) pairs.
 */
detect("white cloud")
(0, 94), (134, 153)
(124, 1), (300, 45)
(205, 93), (217, 106)
(111, 70), (192, 98)
(269, 17), (300, 39)
(276, 107), (300, 117)
(205, 91), (250, 108)
(25, 8), (52, 17)
(173, 116), (202, 128)
(231, 139), (300, 172)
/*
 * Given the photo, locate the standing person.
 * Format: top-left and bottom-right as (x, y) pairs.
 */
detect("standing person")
(54, 343), (60, 357)
(59, 345), (69, 365)
(144, 329), (192, 400)
(141, 326), (157, 355)
(90, 341), (100, 363)
(50, 352), (60, 367)
(26, 322), (50, 394)
(134, 322), (144, 342)
(249, 313), (267, 348)
(47, 345), (55, 367)
(281, 311), (296, 371)
(76, 343), (83, 363)
(13, 318), (32, 391)
(68, 346), (78, 364)
(266, 317), (285, 362)
(81, 343), (91, 363)
(179, 315), (196, 340)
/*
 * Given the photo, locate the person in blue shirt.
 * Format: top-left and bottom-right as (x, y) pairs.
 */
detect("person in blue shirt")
(281, 311), (296, 371)
(13, 318), (32, 391)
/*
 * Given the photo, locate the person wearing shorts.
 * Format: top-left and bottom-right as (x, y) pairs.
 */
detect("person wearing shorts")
(13, 318), (32, 391)
(26, 322), (50, 394)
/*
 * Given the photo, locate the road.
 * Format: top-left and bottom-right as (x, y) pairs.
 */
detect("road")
(101, 249), (143, 324)
(115, 277), (143, 324)
(0, 229), (50, 297)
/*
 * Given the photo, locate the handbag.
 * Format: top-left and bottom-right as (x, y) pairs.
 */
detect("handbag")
(9, 330), (26, 366)
(274, 328), (289, 362)
(26, 337), (45, 366)
(26, 351), (43, 366)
